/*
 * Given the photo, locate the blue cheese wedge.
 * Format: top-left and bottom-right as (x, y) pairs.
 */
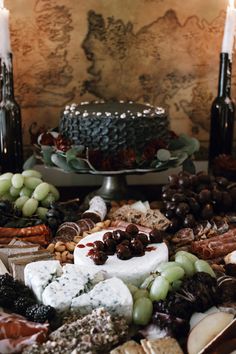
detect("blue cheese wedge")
(24, 260), (63, 302)
(71, 277), (133, 322)
(42, 264), (105, 311)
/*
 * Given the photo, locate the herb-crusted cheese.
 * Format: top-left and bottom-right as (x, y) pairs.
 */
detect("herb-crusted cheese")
(71, 277), (133, 322)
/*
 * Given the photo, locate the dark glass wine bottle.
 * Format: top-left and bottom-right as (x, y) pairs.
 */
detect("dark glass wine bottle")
(208, 52), (235, 172)
(0, 54), (23, 173)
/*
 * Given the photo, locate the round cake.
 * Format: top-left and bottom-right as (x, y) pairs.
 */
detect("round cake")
(59, 101), (169, 156)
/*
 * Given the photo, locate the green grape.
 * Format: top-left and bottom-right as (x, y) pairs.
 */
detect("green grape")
(161, 266), (185, 283)
(24, 177), (42, 190)
(194, 260), (216, 278)
(20, 187), (33, 198)
(36, 207), (48, 220)
(171, 280), (183, 291)
(15, 196), (29, 210)
(33, 182), (50, 201)
(41, 193), (56, 207)
(10, 186), (21, 198)
(156, 261), (181, 273)
(126, 283), (138, 295)
(149, 275), (169, 301)
(12, 174), (24, 189)
(175, 254), (195, 277)
(0, 172), (13, 180)
(49, 184), (60, 201)
(1, 193), (14, 201)
(132, 297), (153, 325)
(140, 273), (158, 290)
(22, 198), (39, 217)
(0, 179), (11, 196)
(22, 169), (42, 179)
(175, 251), (199, 263)
(133, 289), (149, 302)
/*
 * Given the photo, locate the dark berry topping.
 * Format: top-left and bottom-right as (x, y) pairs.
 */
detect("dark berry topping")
(125, 223), (139, 236)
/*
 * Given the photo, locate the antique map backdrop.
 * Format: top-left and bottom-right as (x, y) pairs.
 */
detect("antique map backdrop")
(7, 0), (233, 148)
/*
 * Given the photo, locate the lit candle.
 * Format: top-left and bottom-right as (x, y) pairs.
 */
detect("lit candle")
(222, 0), (236, 59)
(0, 0), (12, 70)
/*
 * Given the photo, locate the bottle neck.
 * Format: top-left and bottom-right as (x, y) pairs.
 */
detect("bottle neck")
(217, 52), (232, 97)
(1, 53), (14, 101)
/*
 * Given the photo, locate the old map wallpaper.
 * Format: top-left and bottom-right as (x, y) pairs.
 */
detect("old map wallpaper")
(7, 0), (232, 148)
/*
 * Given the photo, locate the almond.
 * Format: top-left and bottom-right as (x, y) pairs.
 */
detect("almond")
(62, 250), (69, 263)
(55, 252), (62, 261)
(74, 235), (83, 243)
(96, 222), (104, 228)
(66, 242), (76, 252)
(46, 243), (55, 253)
(67, 253), (74, 261)
(55, 242), (66, 252)
(104, 219), (111, 228)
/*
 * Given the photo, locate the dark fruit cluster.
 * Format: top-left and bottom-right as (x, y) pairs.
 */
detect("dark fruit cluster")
(0, 274), (56, 324)
(161, 171), (236, 232)
(45, 200), (81, 235)
(89, 224), (167, 265)
(152, 272), (220, 337)
(0, 201), (43, 228)
(26, 304), (56, 323)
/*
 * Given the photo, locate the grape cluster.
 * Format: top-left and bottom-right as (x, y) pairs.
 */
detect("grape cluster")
(161, 171), (236, 232)
(0, 170), (60, 218)
(0, 200), (44, 228)
(131, 251), (216, 326)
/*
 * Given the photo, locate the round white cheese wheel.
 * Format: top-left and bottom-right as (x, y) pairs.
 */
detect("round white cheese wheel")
(74, 230), (169, 286)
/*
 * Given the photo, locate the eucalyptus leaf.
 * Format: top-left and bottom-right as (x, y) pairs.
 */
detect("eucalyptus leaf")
(41, 146), (54, 166)
(66, 146), (85, 163)
(23, 155), (37, 170)
(51, 154), (75, 172)
(169, 134), (200, 156)
(68, 157), (90, 171)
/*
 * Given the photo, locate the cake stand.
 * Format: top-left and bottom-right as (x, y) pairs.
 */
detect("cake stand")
(28, 133), (198, 203)
(80, 167), (160, 203)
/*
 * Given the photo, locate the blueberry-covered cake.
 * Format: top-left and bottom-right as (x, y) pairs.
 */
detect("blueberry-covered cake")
(59, 101), (169, 155)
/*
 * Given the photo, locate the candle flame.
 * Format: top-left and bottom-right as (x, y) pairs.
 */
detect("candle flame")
(229, 0), (235, 9)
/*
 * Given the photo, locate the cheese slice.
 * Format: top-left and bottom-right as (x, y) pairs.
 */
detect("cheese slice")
(71, 277), (133, 322)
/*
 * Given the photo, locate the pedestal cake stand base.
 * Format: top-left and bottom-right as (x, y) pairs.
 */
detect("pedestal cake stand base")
(85, 175), (145, 203)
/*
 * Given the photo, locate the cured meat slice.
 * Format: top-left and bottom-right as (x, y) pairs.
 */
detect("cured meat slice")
(191, 228), (236, 259)
(0, 313), (48, 354)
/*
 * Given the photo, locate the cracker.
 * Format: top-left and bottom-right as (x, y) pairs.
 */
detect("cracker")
(111, 340), (145, 354)
(141, 337), (183, 354)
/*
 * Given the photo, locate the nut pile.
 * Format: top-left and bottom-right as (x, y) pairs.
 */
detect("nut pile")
(46, 219), (111, 263)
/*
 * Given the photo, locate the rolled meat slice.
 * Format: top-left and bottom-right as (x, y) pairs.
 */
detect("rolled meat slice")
(0, 313), (48, 354)
(191, 228), (236, 259)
